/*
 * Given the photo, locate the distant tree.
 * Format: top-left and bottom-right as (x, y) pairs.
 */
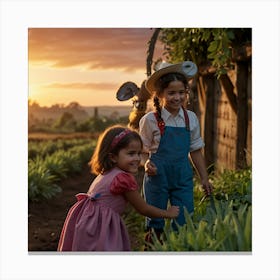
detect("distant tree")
(76, 119), (91, 132)
(76, 113), (128, 133)
(28, 100), (41, 110)
(50, 103), (65, 110)
(67, 101), (81, 109)
(53, 112), (76, 131)
(65, 102), (88, 121)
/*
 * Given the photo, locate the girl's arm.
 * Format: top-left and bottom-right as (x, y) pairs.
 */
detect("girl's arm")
(190, 149), (213, 195)
(124, 190), (179, 219)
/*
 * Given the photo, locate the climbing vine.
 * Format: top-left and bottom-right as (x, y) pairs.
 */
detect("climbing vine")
(159, 28), (251, 77)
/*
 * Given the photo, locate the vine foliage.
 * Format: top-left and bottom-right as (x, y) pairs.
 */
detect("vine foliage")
(159, 28), (251, 77)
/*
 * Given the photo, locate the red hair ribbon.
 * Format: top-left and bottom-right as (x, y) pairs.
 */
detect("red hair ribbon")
(110, 129), (131, 150)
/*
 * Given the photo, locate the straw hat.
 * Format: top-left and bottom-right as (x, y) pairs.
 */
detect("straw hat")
(145, 61), (198, 94)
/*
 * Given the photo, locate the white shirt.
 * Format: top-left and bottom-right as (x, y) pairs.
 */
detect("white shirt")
(139, 107), (204, 155)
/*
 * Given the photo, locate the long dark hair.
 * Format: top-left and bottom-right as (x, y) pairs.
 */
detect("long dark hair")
(89, 125), (142, 175)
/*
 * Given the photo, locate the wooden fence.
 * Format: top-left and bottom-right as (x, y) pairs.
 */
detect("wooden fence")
(188, 49), (252, 171)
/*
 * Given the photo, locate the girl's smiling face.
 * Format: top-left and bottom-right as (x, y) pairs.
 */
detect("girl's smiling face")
(110, 139), (142, 174)
(161, 80), (186, 115)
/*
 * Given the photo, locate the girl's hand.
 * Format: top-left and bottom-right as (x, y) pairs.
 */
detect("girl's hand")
(144, 159), (157, 176)
(202, 182), (213, 196)
(166, 206), (180, 218)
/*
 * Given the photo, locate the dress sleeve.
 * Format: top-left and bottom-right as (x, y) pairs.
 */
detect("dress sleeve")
(110, 172), (139, 194)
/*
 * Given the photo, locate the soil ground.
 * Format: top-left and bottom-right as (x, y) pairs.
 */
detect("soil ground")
(28, 165), (145, 251)
(28, 164), (94, 251)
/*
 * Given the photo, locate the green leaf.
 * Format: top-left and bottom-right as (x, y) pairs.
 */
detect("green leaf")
(208, 41), (218, 52)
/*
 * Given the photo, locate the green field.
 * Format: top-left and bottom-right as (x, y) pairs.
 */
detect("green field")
(28, 134), (252, 251)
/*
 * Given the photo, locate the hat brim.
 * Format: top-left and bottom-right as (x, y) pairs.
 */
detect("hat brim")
(145, 61), (197, 94)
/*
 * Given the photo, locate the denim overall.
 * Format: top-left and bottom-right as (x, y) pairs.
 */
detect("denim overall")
(143, 110), (193, 230)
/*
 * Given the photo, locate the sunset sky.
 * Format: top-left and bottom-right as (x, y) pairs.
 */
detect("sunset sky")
(28, 28), (165, 107)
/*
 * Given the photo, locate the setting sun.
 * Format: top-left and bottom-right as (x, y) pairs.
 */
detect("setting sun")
(28, 28), (164, 107)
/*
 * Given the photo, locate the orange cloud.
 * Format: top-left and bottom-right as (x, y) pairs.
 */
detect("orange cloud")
(44, 82), (118, 91)
(28, 28), (162, 72)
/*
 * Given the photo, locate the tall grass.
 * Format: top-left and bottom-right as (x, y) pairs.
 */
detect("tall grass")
(125, 167), (252, 252)
(28, 138), (96, 201)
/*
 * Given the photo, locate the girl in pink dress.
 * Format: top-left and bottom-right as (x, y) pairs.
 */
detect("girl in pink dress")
(57, 125), (179, 251)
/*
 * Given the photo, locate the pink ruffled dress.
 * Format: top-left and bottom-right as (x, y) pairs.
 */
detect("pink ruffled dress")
(57, 167), (138, 251)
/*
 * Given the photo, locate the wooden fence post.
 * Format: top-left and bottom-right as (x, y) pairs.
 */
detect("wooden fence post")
(236, 61), (249, 169)
(199, 74), (217, 170)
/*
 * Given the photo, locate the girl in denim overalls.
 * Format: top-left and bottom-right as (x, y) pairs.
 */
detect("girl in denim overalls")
(139, 61), (212, 246)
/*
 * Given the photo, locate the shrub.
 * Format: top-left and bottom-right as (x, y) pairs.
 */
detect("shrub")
(28, 139), (96, 201)
(28, 158), (62, 201)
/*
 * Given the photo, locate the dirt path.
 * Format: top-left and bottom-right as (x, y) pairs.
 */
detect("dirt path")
(28, 165), (95, 251)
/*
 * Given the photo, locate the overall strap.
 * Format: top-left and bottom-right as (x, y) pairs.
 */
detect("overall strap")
(154, 106), (190, 136)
